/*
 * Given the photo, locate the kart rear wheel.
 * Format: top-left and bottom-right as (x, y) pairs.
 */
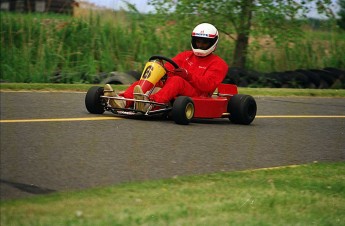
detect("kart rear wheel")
(172, 96), (194, 125)
(85, 86), (105, 114)
(228, 94), (256, 125)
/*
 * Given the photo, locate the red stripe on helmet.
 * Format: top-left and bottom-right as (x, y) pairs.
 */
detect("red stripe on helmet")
(192, 32), (217, 38)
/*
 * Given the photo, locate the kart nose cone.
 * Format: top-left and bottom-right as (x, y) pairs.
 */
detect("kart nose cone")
(139, 61), (166, 93)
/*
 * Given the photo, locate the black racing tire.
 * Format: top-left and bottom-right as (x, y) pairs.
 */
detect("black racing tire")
(172, 96), (194, 125)
(264, 72), (283, 88)
(310, 69), (335, 88)
(228, 94), (257, 125)
(101, 71), (137, 85)
(85, 86), (105, 114)
(222, 67), (243, 85)
(126, 70), (141, 81)
(323, 67), (344, 78)
(295, 69), (321, 88)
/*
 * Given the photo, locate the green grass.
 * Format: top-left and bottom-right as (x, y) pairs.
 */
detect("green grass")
(1, 83), (345, 97)
(0, 83), (127, 92)
(1, 11), (344, 84)
(241, 87), (345, 97)
(1, 162), (344, 225)
(0, 11), (192, 83)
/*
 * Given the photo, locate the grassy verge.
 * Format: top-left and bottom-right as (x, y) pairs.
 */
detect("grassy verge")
(1, 83), (345, 97)
(0, 83), (128, 92)
(2, 11), (344, 84)
(1, 162), (344, 225)
(241, 87), (345, 97)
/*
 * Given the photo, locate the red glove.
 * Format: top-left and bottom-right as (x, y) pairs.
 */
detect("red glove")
(173, 68), (190, 81)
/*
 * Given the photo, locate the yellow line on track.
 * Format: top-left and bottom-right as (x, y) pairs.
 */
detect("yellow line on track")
(0, 117), (122, 123)
(0, 115), (344, 123)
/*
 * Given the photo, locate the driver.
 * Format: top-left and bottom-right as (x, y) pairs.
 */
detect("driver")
(104, 23), (229, 111)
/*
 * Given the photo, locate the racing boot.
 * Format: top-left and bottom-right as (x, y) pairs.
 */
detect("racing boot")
(133, 85), (150, 112)
(103, 84), (126, 108)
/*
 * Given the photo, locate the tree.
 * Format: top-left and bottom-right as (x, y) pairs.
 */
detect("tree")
(149, 0), (336, 69)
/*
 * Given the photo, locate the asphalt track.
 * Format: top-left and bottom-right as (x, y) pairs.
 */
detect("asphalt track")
(1, 91), (344, 200)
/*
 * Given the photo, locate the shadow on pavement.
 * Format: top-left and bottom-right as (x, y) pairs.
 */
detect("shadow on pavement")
(0, 179), (56, 195)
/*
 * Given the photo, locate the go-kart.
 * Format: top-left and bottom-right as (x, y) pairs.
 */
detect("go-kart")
(85, 55), (257, 125)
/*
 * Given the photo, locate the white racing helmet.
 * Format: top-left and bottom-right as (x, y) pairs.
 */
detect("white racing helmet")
(191, 23), (219, 57)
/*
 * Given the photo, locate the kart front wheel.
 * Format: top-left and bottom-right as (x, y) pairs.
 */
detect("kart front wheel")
(172, 96), (194, 125)
(85, 86), (105, 114)
(228, 94), (256, 125)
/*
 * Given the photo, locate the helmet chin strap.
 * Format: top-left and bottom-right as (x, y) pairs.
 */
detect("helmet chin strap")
(194, 52), (212, 57)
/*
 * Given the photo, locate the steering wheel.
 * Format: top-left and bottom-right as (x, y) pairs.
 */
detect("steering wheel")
(149, 55), (179, 69)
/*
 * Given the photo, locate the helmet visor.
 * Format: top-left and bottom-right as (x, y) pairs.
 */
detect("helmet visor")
(191, 36), (218, 50)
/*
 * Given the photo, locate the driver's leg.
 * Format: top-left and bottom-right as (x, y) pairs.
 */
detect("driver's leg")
(103, 84), (126, 108)
(120, 81), (140, 107)
(121, 81), (139, 99)
(150, 76), (199, 103)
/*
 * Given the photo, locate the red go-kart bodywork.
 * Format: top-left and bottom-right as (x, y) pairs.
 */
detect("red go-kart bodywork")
(192, 83), (238, 118)
(85, 56), (257, 125)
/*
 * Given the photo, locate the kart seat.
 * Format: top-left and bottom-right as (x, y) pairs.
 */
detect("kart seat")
(212, 83), (238, 97)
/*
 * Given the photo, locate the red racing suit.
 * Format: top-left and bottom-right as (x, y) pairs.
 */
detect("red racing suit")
(122, 50), (228, 104)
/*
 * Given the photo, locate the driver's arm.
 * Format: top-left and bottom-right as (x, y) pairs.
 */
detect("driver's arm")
(188, 61), (228, 93)
(164, 52), (187, 75)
